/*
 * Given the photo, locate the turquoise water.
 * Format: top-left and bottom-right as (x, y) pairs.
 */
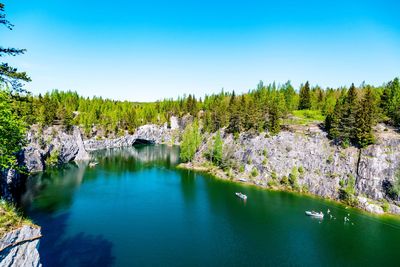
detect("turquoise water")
(21, 145), (400, 266)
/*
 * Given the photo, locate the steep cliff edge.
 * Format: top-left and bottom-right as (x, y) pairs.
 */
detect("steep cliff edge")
(182, 124), (400, 215)
(0, 225), (42, 267)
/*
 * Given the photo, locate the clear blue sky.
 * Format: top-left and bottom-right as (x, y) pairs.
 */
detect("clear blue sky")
(3, 0), (400, 101)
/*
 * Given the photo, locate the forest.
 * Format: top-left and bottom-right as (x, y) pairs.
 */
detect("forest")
(2, 77), (400, 143)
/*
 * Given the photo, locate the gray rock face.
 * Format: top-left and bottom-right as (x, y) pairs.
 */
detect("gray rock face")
(73, 127), (90, 161)
(192, 126), (400, 214)
(0, 226), (42, 267)
(357, 196), (384, 214)
(84, 124), (179, 151)
(0, 170), (21, 202)
(22, 126), (91, 173)
(357, 135), (400, 200)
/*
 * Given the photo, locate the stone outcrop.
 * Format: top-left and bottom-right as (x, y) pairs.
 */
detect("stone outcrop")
(84, 124), (179, 151)
(0, 225), (42, 267)
(22, 126), (90, 174)
(189, 124), (400, 214)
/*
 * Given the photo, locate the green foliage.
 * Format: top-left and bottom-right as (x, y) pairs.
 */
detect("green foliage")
(280, 175), (289, 186)
(251, 167), (259, 177)
(299, 81), (311, 110)
(339, 174), (357, 206)
(262, 158), (268, 166)
(298, 166), (304, 174)
(271, 171), (277, 180)
(0, 4), (31, 92)
(45, 149), (59, 166)
(381, 199), (390, 213)
(0, 200), (32, 236)
(239, 165), (245, 173)
(289, 167), (299, 187)
(0, 89), (26, 170)
(179, 121), (201, 162)
(212, 130), (223, 166)
(325, 83), (380, 148)
(355, 87), (377, 147)
(381, 78), (400, 127)
(292, 110), (325, 123)
(389, 169), (400, 199)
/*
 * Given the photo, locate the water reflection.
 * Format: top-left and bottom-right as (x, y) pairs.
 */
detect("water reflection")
(21, 145), (180, 213)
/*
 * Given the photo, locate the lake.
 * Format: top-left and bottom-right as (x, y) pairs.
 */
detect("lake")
(20, 145), (400, 267)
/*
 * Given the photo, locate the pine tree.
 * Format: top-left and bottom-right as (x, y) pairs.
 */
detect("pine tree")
(299, 81), (311, 110)
(0, 4), (31, 92)
(340, 83), (358, 145)
(355, 87), (376, 147)
(227, 91), (241, 134)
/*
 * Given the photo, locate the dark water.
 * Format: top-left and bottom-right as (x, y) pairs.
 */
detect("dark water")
(21, 145), (400, 267)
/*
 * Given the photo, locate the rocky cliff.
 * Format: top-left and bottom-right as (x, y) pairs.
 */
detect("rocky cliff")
(186, 124), (400, 215)
(0, 225), (42, 267)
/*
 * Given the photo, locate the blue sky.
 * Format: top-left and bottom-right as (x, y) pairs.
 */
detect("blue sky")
(3, 0), (400, 101)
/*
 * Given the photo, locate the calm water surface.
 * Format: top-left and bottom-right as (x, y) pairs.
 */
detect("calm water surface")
(21, 145), (400, 267)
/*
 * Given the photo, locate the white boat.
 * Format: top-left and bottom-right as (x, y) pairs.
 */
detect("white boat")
(305, 211), (324, 218)
(89, 162), (98, 167)
(235, 192), (247, 200)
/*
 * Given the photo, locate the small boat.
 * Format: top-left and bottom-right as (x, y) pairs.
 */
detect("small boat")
(235, 192), (247, 200)
(305, 211), (324, 218)
(89, 162), (98, 168)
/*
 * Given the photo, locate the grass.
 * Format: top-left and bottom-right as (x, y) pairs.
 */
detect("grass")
(0, 200), (32, 237)
(284, 110), (326, 125)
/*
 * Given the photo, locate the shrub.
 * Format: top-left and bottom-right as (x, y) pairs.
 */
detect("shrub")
(239, 165), (245, 173)
(251, 167), (259, 177)
(267, 180), (278, 187)
(280, 176), (289, 186)
(271, 171), (277, 180)
(389, 169), (400, 199)
(247, 156), (252, 165)
(180, 121), (201, 162)
(45, 149), (59, 166)
(382, 200), (390, 213)
(262, 158), (268, 166)
(263, 149), (268, 157)
(339, 175), (357, 206)
(298, 166), (304, 174)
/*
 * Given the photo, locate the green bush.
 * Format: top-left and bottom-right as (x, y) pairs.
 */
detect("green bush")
(267, 180), (278, 187)
(251, 167), (259, 177)
(389, 169), (400, 199)
(298, 166), (304, 174)
(45, 149), (59, 166)
(339, 175), (357, 206)
(271, 171), (277, 180)
(382, 200), (390, 213)
(262, 158), (268, 166)
(280, 176), (289, 186)
(180, 121), (201, 162)
(239, 165), (245, 173)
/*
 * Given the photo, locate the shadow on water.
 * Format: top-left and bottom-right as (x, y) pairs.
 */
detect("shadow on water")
(33, 212), (115, 267)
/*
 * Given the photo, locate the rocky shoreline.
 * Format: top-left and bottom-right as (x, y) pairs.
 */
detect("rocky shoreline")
(179, 124), (400, 216)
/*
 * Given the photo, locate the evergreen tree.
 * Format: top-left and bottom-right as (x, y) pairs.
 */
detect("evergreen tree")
(299, 81), (311, 110)
(340, 83), (358, 145)
(227, 91), (241, 134)
(355, 87), (376, 147)
(0, 4), (31, 92)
